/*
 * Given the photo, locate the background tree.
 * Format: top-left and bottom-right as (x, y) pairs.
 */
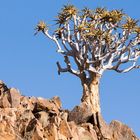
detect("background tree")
(36, 5), (140, 120)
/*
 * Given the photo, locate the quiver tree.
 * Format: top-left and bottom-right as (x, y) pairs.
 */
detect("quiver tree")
(36, 5), (140, 119)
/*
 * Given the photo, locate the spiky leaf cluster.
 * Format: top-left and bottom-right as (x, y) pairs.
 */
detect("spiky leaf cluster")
(36, 21), (47, 32)
(122, 17), (138, 30)
(100, 9), (124, 24)
(56, 4), (77, 26)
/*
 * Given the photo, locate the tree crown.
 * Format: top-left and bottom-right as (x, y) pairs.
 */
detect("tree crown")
(36, 5), (140, 80)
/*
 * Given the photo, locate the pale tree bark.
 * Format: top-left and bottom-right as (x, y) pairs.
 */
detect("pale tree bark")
(67, 73), (102, 125)
(81, 73), (101, 114)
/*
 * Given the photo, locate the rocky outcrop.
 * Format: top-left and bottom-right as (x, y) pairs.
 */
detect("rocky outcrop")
(0, 80), (139, 140)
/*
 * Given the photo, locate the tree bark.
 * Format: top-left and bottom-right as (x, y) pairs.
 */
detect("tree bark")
(68, 73), (102, 125)
(81, 73), (101, 114)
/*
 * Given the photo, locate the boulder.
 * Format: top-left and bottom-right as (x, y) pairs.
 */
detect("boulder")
(9, 88), (21, 108)
(109, 120), (139, 140)
(34, 111), (49, 128)
(0, 94), (11, 108)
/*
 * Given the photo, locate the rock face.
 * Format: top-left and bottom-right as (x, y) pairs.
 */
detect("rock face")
(0, 80), (139, 140)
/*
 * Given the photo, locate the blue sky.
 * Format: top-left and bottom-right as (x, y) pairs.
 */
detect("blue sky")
(0, 0), (140, 137)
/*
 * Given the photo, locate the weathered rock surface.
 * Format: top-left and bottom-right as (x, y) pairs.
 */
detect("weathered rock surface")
(0, 81), (139, 140)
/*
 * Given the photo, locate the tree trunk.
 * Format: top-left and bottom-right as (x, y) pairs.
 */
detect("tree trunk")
(68, 73), (102, 125)
(81, 73), (101, 114)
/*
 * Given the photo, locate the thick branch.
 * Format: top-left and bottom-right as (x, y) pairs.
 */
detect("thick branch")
(56, 56), (80, 77)
(43, 29), (65, 54)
